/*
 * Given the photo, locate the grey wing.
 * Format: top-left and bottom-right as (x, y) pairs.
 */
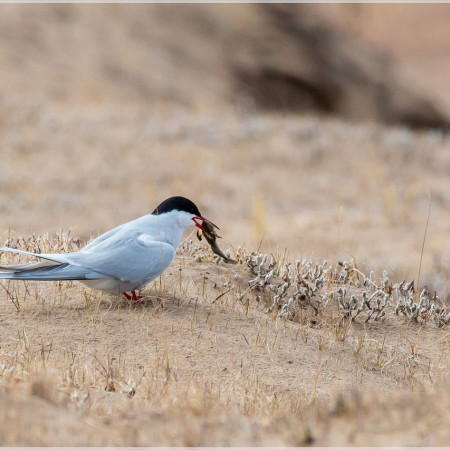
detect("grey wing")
(82, 215), (153, 253)
(65, 231), (175, 284)
(82, 223), (127, 252)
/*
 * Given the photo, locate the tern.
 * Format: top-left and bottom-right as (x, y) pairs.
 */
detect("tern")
(0, 196), (218, 301)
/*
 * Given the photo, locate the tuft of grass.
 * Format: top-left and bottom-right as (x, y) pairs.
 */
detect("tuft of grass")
(416, 185), (432, 294)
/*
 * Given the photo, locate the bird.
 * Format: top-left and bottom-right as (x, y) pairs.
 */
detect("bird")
(0, 196), (218, 302)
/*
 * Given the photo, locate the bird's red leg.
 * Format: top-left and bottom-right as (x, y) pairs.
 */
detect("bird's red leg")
(122, 290), (144, 304)
(130, 290), (145, 304)
(131, 289), (142, 300)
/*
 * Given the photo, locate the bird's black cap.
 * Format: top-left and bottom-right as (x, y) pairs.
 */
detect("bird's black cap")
(152, 196), (202, 216)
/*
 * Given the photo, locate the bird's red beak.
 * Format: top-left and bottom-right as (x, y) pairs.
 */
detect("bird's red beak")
(192, 216), (220, 231)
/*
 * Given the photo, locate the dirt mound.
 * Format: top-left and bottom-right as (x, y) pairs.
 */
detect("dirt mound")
(0, 4), (448, 129)
(235, 4), (449, 129)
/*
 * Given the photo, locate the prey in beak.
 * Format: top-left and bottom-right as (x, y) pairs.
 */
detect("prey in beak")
(195, 219), (237, 265)
(192, 216), (220, 232)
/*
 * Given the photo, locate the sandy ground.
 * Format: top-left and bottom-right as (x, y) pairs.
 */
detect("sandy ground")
(0, 4), (449, 446)
(0, 241), (449, 446)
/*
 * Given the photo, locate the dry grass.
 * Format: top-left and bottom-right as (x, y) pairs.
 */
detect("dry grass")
(0, 232), (449, 446)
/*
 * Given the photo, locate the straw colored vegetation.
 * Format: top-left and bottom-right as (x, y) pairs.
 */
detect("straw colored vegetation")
(0, 229), (449, 446)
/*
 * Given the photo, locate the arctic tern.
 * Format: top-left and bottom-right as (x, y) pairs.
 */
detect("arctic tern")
(0, 196), (218, 301)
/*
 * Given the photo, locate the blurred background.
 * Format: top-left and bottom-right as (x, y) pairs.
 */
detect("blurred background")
(0, 4), (449, 299)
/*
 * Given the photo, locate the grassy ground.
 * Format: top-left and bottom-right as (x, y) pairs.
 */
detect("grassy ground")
(0, 229), (449, 445)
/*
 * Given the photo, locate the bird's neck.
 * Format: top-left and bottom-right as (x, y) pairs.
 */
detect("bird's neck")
(152, 210), (193, 248)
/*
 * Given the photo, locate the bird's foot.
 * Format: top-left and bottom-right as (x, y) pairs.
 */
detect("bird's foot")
(122, 290), (145, 304)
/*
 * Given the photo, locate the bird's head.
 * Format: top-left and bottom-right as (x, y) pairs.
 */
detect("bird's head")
(152, 196), (219, 232)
